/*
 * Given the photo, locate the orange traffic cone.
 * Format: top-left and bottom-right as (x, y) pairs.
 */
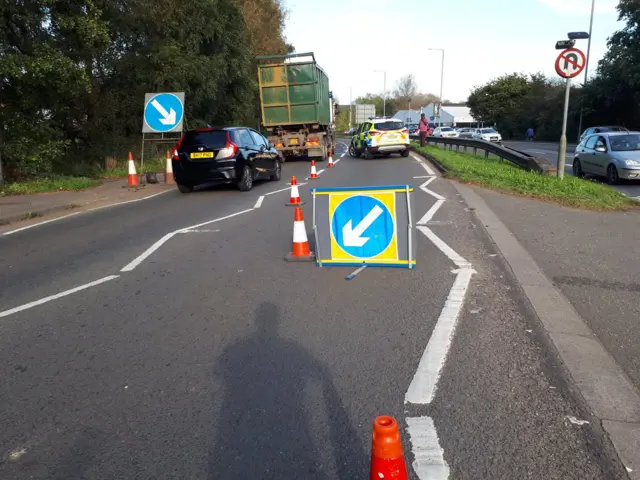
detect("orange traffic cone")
(309, 160), (318, 179)
(127, 152), (140, 187)
(327, 152), (334, 167)
(284, 207), (314, 262)
(165, 150), (175, 185)
(370, 416), (408, 480)
(286, 176), (305, 206)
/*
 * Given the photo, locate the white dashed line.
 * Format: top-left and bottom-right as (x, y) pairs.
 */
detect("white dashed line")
(0, 275), (120, 318)
(254, 196), (265, 208)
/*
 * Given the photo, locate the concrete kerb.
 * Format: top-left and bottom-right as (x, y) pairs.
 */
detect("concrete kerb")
(453, 181), (640, 479)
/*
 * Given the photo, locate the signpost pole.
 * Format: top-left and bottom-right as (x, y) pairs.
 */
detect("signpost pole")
(557, 78), (572, 179)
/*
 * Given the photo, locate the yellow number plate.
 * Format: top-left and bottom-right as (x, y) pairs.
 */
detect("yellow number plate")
(190, 152), (214, 159)
(289, 138), (299, 145)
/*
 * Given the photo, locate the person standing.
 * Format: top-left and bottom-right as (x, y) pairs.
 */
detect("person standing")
(526, 127), (535, 141)
(418, 113), (429, 147)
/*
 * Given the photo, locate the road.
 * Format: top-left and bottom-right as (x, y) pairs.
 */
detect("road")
(505, 141), (640, 198)
(0, 141), (628, 479)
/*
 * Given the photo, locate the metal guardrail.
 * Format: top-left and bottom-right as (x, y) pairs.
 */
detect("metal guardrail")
(409, 135), (557, 175)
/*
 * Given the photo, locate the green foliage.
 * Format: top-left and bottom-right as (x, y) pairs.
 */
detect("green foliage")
(0, 0), (291, 182)
(414, 143), (636, 211)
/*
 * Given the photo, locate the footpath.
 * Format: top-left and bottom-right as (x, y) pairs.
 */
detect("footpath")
(0, 179), (173, 227)
(453, 182), (640, 478)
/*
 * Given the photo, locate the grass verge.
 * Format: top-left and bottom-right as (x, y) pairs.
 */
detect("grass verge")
(414, 143), (638, 211)
(1, 176), (101, 196)
(98, 157), (165, 179)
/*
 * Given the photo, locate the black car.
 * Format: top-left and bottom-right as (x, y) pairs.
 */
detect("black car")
(171, 127), (282, 193)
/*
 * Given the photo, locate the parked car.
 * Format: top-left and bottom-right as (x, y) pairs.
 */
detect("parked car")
(471, 128), (502, 143)
(407, 123), (419, 135)
(431, 127), (459, 138)
(349, 117), (410, 159)
(172, 127), (282, 193)
(573, 131), (640, 184)
(457, 128), (475, 138)
(579, 125), (629, 142)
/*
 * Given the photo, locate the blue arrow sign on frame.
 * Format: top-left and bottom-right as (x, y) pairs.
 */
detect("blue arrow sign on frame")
(331, 195), (394, 258)
(143, 93), (184, 133)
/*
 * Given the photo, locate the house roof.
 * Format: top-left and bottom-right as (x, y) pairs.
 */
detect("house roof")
(441, 106), (474, 122)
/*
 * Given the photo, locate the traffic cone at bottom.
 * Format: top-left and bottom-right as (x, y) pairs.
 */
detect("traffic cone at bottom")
(286, 176), (305, 206)
(370, 416), (408, 480)
(284, 207), (314, 262)
(327, 153), (334, 167)
(127, 152), (140, 187)
(165, 150), (175, 185)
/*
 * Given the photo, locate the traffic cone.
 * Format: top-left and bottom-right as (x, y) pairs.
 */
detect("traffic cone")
(127, 152), (140, 187)
(327, 152), (334, 167)
(284, 207), (314, 262)
(309, 160), (318, 179)
(370, 416), (408, 480)
(165, 150), (175, 185)
(286, 176), (305, 206)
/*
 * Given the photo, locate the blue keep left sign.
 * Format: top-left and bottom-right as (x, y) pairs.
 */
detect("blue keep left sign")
(331, 194), (395, 259)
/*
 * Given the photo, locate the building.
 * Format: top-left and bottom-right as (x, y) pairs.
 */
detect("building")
(419, 104), (477, 127)
(392, 109), (423, 126)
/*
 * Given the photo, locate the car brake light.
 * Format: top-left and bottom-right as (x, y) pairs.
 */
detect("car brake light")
(216, 132), (239, 159)
(172, 136), (184, 160)
(401, 128), (409, 134)
(369, 130), (381, 136)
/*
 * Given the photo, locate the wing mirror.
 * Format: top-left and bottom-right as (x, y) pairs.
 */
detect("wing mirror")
(595, 146), (607, 153)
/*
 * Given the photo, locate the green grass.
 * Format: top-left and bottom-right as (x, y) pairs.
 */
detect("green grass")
(98, 157), (165, 179)
(1, 176), (101, 196)
(414, 143), (638, 211)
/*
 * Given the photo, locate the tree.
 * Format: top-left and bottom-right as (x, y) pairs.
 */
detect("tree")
(394, 74), (418, 109)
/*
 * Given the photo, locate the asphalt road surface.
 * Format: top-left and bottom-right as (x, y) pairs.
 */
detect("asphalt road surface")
(505, 141), (640, 198)
(0, 141), (628, 479)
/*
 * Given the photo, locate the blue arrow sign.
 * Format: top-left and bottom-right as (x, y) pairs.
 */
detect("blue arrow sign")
(144, 93), (184, 133)
(331, 195), (394, 258)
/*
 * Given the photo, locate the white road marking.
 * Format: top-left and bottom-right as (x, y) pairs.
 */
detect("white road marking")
(0, 275), (120, 318)
(334, 158), (341, 164)
(265, 183), (307, 196)
(406, 417), (450, 478)
(2, 189), (173, 236)
(120, 208), (255, 272)
(254, 196), (265, 208)
(345, 265), (367, 280)
(317, 169), (326, 175)
(404, 158), (475, 479)
(413, 175), (431, 179)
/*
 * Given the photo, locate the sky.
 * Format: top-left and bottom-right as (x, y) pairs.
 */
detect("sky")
(282, 0), (624, 106)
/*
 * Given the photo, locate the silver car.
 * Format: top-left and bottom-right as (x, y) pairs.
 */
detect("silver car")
(573, 131), (640, 184)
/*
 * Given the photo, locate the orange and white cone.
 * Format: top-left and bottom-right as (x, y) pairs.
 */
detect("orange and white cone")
(286, 176), (305, 206)
(309, 160), (318, 179)
(284, 207), (314, 262)
(327, 152), (334, 167)
(127, 152), (140, 187)
(165, 150), (175, 185)
(370, 416), (408, 480)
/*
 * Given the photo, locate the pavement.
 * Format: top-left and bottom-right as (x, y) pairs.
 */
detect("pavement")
(0, 141), (632, 479)
(504, 140), (640, 198)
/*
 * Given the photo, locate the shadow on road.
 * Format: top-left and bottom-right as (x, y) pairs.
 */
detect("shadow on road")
(209, 302), (365, 479)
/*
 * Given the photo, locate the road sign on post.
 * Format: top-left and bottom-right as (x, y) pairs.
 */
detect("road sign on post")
(142, 92), (185, 133)
(554, 48), (585, 179)
(555, 48), (586, 79)
(311, 185), (416, 268)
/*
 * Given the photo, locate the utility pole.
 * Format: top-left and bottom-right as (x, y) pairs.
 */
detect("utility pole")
(429, 48), (445, 127)
(349, 87), (352, 128)
(576, 0), (595, 141)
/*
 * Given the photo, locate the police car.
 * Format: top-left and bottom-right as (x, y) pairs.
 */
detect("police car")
(348, 117), (411, 159)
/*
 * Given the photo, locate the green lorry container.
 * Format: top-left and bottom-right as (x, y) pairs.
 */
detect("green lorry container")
(257, 52), (332, 128)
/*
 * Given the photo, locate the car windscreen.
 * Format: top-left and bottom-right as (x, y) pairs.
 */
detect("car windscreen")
(182, 130), (228, 148)
(480, 128), (497, 134)
(374, 121), (404, 131)
(440, 127), (453, 132)
(608, 134), (640, 151)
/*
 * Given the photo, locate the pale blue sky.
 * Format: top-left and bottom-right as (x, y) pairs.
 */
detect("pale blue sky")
(283, 0), (622, 104)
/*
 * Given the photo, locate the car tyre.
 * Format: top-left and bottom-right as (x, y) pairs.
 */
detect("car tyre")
(606, 164), (620, 185)
(270, 158), (281, 181)
(572, 159), (584, 178)
(365, 148), (374, 160)
(401, 149), (410, 157)
(177, 183), (193, 194)
(349, 143), (359, 158)
(237, 165), (253, 191)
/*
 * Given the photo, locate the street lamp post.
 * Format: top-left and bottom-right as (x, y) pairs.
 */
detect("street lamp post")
(576, 0), (596, 141)
(349, 87), (352, 128)
(428, 48), (445, 126)
(374, 70), (386, 116)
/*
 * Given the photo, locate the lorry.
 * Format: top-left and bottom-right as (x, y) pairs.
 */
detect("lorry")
(256, 52), (336, 162)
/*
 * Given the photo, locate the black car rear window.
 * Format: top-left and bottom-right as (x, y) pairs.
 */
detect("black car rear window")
(182, 130), (227, 148)
(374, 121), (404, 131)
